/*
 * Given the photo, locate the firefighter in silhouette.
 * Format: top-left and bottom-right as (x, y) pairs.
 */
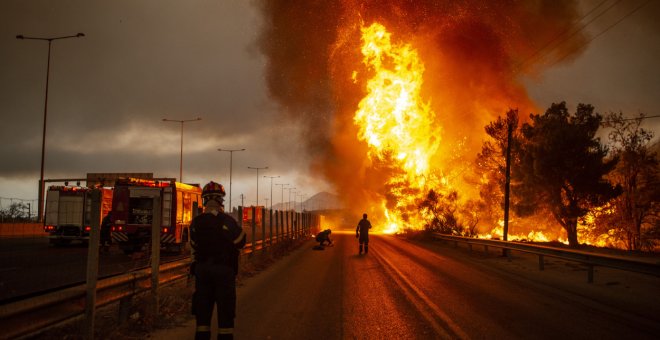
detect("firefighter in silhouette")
(356, 213), (372, 254)
(315, 229), (333, 247)
(191, 181), (246, 340)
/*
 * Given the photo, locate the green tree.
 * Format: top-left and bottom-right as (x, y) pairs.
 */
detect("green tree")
(514, 102), (620, 247)
(599, 112), (660, 250)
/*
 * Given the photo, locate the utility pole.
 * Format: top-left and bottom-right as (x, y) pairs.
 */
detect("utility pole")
(247, 166), (268, 206)
(264, 175), (280, 211)
(503, 120), (513, 253)
(218, 148), (246, 212)
(275, 183), (288, 210)
(162, 117), (202, 183)
(16, 32), (85, 222)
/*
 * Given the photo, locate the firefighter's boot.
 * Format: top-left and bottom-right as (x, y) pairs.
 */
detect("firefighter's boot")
(365, 244), (368, 254)
(359, 244), (363, 254)
(195, 326), (211, 340)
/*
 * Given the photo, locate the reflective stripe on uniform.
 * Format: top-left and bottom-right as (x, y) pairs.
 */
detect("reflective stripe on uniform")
(218, 328), (234, 334)
(233, 230), (246, 244)
(196, 325), (211, 332)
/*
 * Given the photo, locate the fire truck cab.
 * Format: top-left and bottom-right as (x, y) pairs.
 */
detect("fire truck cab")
(44, 185), (113, 246)
(110, 178), (201, 254)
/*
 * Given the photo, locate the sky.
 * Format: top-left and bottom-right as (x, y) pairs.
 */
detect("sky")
(1, 0), (659, 213)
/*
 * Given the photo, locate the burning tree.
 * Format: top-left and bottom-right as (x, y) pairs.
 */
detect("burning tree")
(594, 112), (660, 250)
(474, 109), (521, 230)
(513, 102), (620, 247)
(257, 1), (591, 233)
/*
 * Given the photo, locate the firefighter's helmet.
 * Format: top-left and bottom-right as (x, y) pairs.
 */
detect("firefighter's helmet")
(202, 181), (226, 205)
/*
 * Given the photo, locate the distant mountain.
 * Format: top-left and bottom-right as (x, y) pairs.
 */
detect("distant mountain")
(270, 191), (343, 211)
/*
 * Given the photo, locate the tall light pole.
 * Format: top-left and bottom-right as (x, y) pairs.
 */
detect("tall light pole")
(162, 117), (201, 183)
(16, 32), (85, 222)
(275, 183), (288, 210)
(287, 187), (296, 211)
(247, 166), (268, 206)
(218, 148), (245, 212)
(264, 175), (279, 211)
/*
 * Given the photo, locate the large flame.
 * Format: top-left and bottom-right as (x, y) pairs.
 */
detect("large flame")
(257, 1), (592, 241)
(354, 23), (441, 233)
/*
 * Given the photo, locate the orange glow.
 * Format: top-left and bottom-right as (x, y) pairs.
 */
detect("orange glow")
(354, 22), (443, 234)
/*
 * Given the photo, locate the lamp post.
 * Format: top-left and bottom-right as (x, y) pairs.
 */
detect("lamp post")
(275, 183), (288, 210)
(287, 187), (296, 211)
(162, 117), (201, 183)
(218, 148), (245, 212)
(264, 175), (280, 211)
(16, 32), (85, 222)
(247, 166), (268, 206)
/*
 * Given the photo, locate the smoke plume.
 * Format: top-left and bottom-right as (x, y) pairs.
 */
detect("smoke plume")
(256, 0), (588, 223)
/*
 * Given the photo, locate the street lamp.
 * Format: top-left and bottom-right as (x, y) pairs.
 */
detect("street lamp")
(218, 148), (245, 213)
(16, 32), (85, 222)
(287, 187), (296, 211)
(247, 166), (268, 206)
(275, 183), (288, 211)
(162, 117), (201, 183)
(264, 175), (280, 210)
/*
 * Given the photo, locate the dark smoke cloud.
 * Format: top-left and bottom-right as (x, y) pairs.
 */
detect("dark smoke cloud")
(256, 0), (588, 217)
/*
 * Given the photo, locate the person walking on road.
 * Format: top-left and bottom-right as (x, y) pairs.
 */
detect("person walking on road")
(356, 213), (372, 254)
(190, 181), (246, 340)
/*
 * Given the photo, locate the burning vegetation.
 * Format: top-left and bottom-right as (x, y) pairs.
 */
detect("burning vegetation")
(256, 1), (659, 250)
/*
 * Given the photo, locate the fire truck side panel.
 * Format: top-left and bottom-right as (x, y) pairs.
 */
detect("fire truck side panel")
(110, 179), (201, 254)
(45, 190), (60, 227)
(44, 188), (87, 245)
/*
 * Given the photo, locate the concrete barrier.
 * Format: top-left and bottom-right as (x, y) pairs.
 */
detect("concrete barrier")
(0, 223), (44, 238)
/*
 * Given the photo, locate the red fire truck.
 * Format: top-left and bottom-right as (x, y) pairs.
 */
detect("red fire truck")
(44, 185), (113, 246)
(110, 178), (202, 254)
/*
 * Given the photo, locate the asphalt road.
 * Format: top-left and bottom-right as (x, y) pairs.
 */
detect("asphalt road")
(154, 232), (660, 339)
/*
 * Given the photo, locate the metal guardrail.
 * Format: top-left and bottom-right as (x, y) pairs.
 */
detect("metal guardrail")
(0, 233), (312, 340)
(431, 233), (660, 282)
(0, 259), (190, 340)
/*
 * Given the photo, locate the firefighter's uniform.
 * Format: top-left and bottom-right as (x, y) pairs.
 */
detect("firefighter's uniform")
(191, 181), (246, 340)
(356, 214), (372, 254)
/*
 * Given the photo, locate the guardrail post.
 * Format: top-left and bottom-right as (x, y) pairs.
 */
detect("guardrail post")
(286, 211), (290, 239)
(280, 210), (284, 240)
(84, 189), (101, 339)
(150, 197), (162, 317)
(261, 207), (267, 253)
(276, 210), (279, 242)
(269, 208), (273, 247)
(251, 207), (257, 254)
(587, 265), (594, 283)
(538, 255), (545, 271)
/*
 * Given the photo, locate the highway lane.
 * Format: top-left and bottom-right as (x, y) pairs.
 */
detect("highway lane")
(226, 232), (659, 339)
(0, 237), (183, 302)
